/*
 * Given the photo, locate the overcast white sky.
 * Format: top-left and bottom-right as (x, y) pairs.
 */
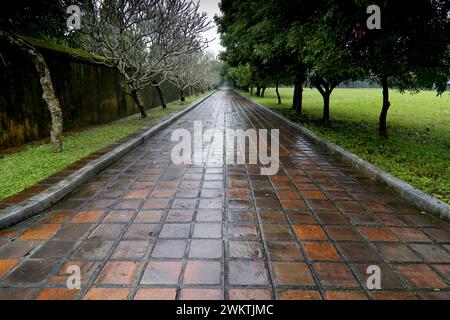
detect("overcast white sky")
(198, 0), (224, 56)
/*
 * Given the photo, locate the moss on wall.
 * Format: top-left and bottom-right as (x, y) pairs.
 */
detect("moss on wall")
(0, 39), (186, 151)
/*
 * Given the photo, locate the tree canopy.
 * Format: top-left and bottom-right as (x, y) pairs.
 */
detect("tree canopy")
(217, 0), (449, 137)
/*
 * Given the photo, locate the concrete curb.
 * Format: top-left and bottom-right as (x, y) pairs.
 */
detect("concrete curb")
(0, 91), (216, 229)
(237, 91), (450, 220)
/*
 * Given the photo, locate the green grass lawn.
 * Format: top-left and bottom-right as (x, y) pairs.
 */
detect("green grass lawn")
(0, 93), (211, 200)
(242, 87), (450, 204)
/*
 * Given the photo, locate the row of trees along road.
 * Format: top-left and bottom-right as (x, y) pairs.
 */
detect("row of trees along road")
(216, 0), (449, 138)
(0, 0), (222, 152)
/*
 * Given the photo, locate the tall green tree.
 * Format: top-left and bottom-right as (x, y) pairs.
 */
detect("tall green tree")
(303, 0), (364, 123)
(351, 0), (449, 138)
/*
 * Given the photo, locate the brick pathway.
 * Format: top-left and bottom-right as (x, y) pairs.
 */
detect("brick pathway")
(0, 90), (449, 300)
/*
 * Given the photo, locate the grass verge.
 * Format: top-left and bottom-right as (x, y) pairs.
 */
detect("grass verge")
(0, 92), (211, 200)
(242, 88), (450, 204)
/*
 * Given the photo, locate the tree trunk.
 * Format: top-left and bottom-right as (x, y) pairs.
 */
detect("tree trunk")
(131, 90), (147, 118)
(322, 93), (330, 124)
(292, 80), (303, 114)
(261, 86), (266, 98)
(250, 86), (254, 96)
(379, 76), (390, 139)
(256, 85), (261, 97)
(315, 82), (332, 124)
(275, 83), (281, 104)
(180, 89), (186, 102)
(1, 32), (63, 152)
(155, 85), (167, 109)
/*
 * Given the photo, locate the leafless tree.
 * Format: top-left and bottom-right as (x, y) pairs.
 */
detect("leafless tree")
(80, 0), (211, 118)
(168, 51), (222, 101)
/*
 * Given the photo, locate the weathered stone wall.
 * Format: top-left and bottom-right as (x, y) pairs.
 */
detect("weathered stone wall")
(0, 40), (185, 151)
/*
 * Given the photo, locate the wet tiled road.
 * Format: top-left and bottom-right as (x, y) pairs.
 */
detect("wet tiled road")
(0, 90), (449, 300)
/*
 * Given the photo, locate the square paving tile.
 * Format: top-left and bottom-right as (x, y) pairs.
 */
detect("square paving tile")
(280, 200), (307, 211)
(189, 240), (223, 259)
(0, 240), (43, 259)
(83, 288), (130, 300)
(337, 243), (381, 262)
(124, 224), (160, 239)
(0, 288), (34, 300)
(389, 227), (431, 243)
(177, 189), (200, 198)
(370, 291), (417, 300)
(201, 189), (223, 198)
(152, 240), (187, 258)
(192, 223), (222, 239)
(409, 244), (450, 263)
(422, 228), (450, 243)
(166, 210), (195, 222)
(95, 261), (140, 285)
(294, 225), (328, 240)
(228, 224), (258, 240)
(112, 241), (150, 260)
(394, 264), (447, 289)
(171, 199), (197, 210)
(180, 289), (223, 300)
(228, 261), (269, 286)
(260, 211), (286, 224)
(196, 210), (223, 222)
(0, 260), (17, 278)
(325, 291), (367, 300)
(228, 289), (272, 300)
(134, 211), (164, 223)
(228, 241), (263, 259)
(134, 288), (177, 300)
(266, 242), (303, 261)
(39, 211), (72, 224)
(142, 198), (170, 210)
(432, 265), (450, 281)
(303, 243), (341, 261)
(3, 259), (57, 284)
(315, 211), (348, 225)
(31, 240), (76, 259)
(71, 211), (104, 223)
(103, 210), (136, 223)
(272, 262), (315, 286)
(346, 213), (381, 226)
(140, 261), (182, 285)
(375, 243), (421, 262)
(287, 212), (317, 224)
(159, 224), (191, 238)
(228, 210), (256, 223)
(183, 261), (221, 285)
(35, 288), (81, 300)
(72, 240), (115, 260)
(325, 226), (364, 241)
(277, 290), (322, 300)
(198, 198), (223, 210)
(262, 224), (294, 241)
(19, 224), (60, 240)
(313, 263), (359, 288)
(88, 224), (126, 239)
